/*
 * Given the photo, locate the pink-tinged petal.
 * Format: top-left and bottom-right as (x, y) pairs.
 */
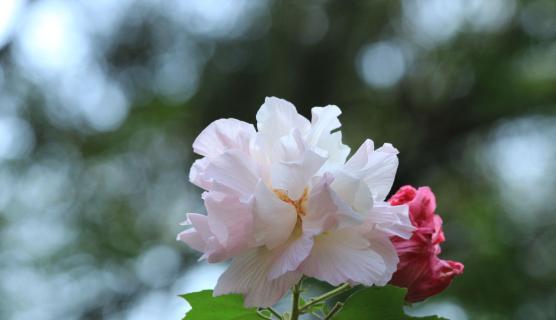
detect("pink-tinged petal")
(214, 247), (303, 307)
(199, 150), (260, 195)
(365, 201), (414, 239)
(252, 181), (297, 249)
(177, 213), (226, 262)
(268, 231), (314, 280)
(204, 192), (252, 252)
(177, 228), (206, 253)
(186, 213), (212, 242)
(178, 213), (249, 263)
(300, 229), (395, 286)
(344, 140), (399, 201)
(193, 118), (255, 158)
(189, 158), (211, 190)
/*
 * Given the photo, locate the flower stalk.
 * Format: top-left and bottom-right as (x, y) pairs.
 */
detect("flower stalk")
(299, 283), (351, 313)
(281, 280), (352, 320)
(323, 302), (344, 320)
(290, 282), (302, 320)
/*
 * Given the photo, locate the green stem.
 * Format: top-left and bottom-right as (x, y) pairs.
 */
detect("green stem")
(265, 307), (284, 320)
(257, 309), (273, 320)
(290, 281), (302, 320)
(323, 302), (344, 320)
(299, 283), (351, 313)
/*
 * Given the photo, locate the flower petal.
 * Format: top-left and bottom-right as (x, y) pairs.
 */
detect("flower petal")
(256, 97), (310, 156)
(271, 148), (326, 200)
(331, 170), (373, 214)
(198, 150), (260, 196)
(268, 231), (313, 280)
(300, 228), (397, 286)
(252, 180), (297, 249)
(193, 118), (255, 158)
(177, 213), (228, 262)
(214, 247), (303, 307)
(177, 228), (206, 253)
(204, 192), (252, 252)
(303, 173), (363, 235)
(307, 106), (350, 168)
(365, 201), (414, 239)
(344, 139), (399, 201)
(316, 131), (350, 172)
(303, 176), (338, 235)
(269, 129), (326, 199)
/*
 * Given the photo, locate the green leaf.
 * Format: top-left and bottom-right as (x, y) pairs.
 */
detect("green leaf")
(333, 286), (447, 320)
(180, 290), (261, 320)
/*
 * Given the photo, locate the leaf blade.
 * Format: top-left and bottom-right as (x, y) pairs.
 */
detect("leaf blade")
(333, 286), (447, 320)
(181, 290), (261, 320)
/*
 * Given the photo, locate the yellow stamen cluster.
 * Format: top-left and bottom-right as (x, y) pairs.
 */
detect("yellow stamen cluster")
(273, 188), (308, 217)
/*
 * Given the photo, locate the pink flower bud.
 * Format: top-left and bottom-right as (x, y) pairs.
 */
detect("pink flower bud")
(388, 185), (464, 302)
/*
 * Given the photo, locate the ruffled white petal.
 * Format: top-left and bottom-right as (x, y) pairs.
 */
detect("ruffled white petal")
(363, 235), (399, 285)
(271, 149), (326, 200)
(307, 106), (350, 169)
(307, 106), (341, 145)
(364, 201), (414, 239)
(300, 228), (396, 286)
(303, 176), (337, 235)
(193, 118), (255, 158)
(331, 170), (373, 214)
(214, 247), (303, 307)
(269, 129), (326, 199)
(344, 139), (399, 201)
(256, 97), (310, 157)
(252, 181), (297, 249)
(316, 131), (350, 173)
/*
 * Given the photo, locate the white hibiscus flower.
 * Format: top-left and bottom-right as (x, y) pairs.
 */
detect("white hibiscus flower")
(178, 97), (413, 307)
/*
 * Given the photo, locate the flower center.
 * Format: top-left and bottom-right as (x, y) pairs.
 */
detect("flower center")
(273, 188), (308, 217)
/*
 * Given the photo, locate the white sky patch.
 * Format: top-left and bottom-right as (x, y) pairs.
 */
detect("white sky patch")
(478, 116), (556, 227)
(0, 0), (25, 48)
(14, 0), (90, 75)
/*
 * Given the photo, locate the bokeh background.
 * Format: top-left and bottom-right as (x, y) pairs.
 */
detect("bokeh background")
(1, 0), (555, 319)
